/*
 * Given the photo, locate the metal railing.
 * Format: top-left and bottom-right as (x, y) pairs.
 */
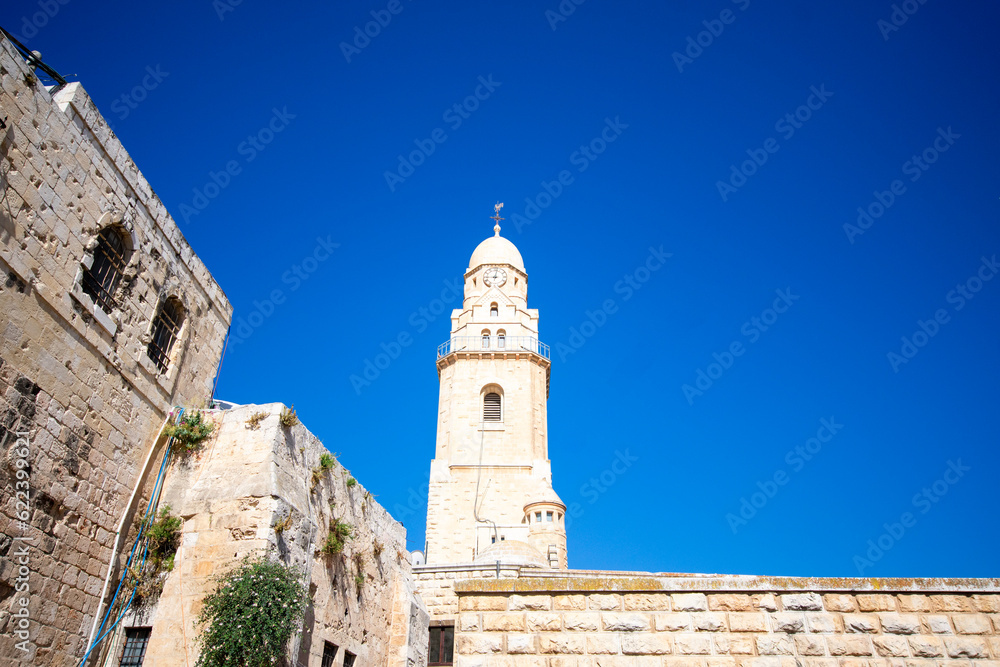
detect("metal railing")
(437, 336), (550, 360)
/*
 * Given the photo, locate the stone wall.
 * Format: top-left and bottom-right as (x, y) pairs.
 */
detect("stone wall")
(450, 573), (1000, 667)
(0, 35), (231, 667)
(97, 404), (427, 667)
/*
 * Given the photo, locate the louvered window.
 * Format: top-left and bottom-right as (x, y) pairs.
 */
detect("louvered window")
(483, 392), (501, 421)
(82, 226), (129, 312)
(147, 298), (184, 374)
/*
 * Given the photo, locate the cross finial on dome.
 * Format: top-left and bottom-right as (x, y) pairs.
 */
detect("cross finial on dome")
(490, 202), (504, 236)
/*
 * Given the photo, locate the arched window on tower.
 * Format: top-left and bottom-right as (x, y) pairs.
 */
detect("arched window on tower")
(481, 329), (490, 349)
(490, 303), (498, 317)
(483, 392), (502, 422)
(147, 297), (185, 374)
(82, 225), (130, 312)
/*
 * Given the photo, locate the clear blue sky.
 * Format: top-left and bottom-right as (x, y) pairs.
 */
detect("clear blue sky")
(6, 0), (997, 578)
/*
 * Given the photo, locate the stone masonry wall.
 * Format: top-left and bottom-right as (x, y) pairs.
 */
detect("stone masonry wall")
(452, 574), (1000, 667)
(101, 404), (427, 667)
(0, 35), (231, 667)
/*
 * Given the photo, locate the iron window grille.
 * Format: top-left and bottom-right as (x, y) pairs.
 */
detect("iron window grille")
(82, 226), (129, 313)
(119, 627), (151, 667)
(321, 641), (338, 667)
(343, 650), (357, 667)
(147, 298), (184, 374)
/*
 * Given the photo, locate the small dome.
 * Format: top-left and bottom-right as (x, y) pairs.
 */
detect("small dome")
(524, 485), (566, 512)
(469, 234), (525, 273)
(474, 540), (547, 568)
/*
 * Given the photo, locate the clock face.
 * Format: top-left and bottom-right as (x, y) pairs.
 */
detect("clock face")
(483, 268), (507, 287)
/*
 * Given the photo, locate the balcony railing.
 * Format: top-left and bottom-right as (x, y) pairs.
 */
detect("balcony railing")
(437, 336), (550, 360)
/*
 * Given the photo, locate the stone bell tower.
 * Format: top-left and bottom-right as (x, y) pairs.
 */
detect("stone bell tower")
(424, 205), (567, 569)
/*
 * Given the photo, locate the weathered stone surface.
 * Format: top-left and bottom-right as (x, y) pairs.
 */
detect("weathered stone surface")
(510, 595), (552, 611)
(756, 635), (795, 655)
(908, 635), (945, 657)
(622, 633), (673, 655)
(729, 613), (769, 633)
(872, 635), (909, 657)
(953, 613), (992, 634)
(782, 593), (823, 611)
(484, 614), (526, 632)
(944, 636), (989, 658)
(793, 635), (826, 655)
(458, 634), (504, 654)
(525, 612), (562, 632)
(625, 594), (670, 611)
(563, 613), (601, 632)
(844, 614), (879, 634)
(877, 613), (920, 634)
(586, 634), (619, 654)
(506, 634), (536, 654)
(709, 594), (753, 612)
(692, 612), (727, 632)
(538, 635), (585, 654)
(656, 613), (693, 631)
(771, 613), (805, 633)
(673, 634), (712, 655)
(589, 594), (622, 611)
(603, 612), (652, 632)
(673, 594), (709, 611)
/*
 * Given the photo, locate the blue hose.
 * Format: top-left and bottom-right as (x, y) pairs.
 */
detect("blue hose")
(78, 408), (182, 666)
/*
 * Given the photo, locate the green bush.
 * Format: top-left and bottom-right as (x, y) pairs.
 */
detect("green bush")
(319, 519), (353, 556)
(345, 477), (356, 488)
(165, 411), (214, 452)
(319, 453), (336, 470)
(195, 555), (309, 667)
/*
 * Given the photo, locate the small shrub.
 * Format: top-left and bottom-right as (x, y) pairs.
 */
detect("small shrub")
(353, 572), (364, 596)
(195, 555), (309, 667)
(319, 453), (336, 470)
(130, 505), (182, 609)
(279, 406), (298, 428)
(346, 477), (356, 488)
(319, 519), (353, 556)
(273, 514), (293, 535)
(245, 411), (268, 430)
(373, 540), (383, 558)
(165, 411), (214, 452)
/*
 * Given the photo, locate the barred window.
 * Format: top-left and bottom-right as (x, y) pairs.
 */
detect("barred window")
(82, 226), (130, 312)
(147, 298), (184, 374)
(343, 651), (357, 667)
(483, 392), (501, 422)
(119, 627), (151, 667)
(321, 642), (338, 667)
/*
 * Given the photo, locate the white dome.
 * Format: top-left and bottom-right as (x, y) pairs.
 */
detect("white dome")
(469, 233), (525, 273)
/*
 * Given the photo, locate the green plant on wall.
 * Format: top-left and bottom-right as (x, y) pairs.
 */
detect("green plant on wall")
(130, 505), (183, 608)
(319, 519), (353, 556)
(165, 411), (214, 452)
(279, 406), (298, 428)
(195, 554), (309, 667)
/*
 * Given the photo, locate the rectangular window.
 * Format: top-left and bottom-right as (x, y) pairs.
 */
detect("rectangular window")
(343, 650), (357, 667)
(535, 512), (542, 522)
(546, 511), (553, 522)
(120, 628), (151, 667)
(428, 626), (455, 666)
(321, 642), (338, 667)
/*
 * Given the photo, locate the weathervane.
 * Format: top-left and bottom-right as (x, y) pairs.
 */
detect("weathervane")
(490, 202), (504, 236)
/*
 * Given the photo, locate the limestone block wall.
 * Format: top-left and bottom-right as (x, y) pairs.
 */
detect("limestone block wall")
(427, 355), (555, 565)
(0, 36), (230, 667)
(451, 573), (1000, 667)
(99, 404), (427, 667)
